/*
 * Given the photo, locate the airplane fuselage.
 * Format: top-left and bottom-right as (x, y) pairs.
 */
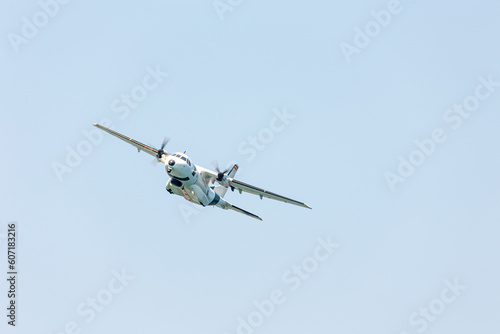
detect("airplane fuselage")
(164, 152), (227, 209)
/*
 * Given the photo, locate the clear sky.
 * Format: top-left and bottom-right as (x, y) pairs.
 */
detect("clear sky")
(1, 0), (500, 333)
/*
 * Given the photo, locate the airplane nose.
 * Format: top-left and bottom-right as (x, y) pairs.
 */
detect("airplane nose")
(168, 159), (176, 166)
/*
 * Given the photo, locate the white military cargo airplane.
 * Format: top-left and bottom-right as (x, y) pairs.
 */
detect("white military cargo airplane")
(94, 124), (311, 221)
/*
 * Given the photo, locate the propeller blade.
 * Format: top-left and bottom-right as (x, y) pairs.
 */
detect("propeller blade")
(151, 137), (171, 166)
(147, 142), (159, 167)
(160, 136), (170, 150)
(157, 136), (170, 158)
(211, 160), (221, 173)
(212, 160), (231, 182)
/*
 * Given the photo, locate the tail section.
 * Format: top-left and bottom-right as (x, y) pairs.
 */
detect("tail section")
(214, 193), (262, 221)
(212, 164), (262, 221)
(226, 164), (239, 178)
(228, 203), (263, 221)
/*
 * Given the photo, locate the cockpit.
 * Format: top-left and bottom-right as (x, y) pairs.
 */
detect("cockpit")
(171, 153), (192, 167)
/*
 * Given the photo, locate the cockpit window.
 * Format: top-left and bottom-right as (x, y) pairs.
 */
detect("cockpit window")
(181, 156), (187, 161)
(187, 159), (191, 166)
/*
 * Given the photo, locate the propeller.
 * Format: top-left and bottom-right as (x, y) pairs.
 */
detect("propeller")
(150, 136), (170, 167)
(157, 136), (170, 159)
(211, 160), (230, 182)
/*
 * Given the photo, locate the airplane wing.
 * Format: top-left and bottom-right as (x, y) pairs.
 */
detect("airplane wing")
(227, 178), (312, 209)
(196, 166), (219, 184)
(93, 124), (159, 158)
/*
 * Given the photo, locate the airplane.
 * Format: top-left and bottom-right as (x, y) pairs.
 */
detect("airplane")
(93, 124), (311, 221)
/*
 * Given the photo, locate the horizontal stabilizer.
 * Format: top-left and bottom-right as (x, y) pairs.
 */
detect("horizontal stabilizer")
(229, 204), (263, 221)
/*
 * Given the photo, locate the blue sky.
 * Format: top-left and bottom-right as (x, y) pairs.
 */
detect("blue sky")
(1, 0), (500, 333)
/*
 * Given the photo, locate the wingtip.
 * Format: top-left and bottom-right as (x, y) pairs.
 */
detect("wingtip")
(249, 213), (264, 221)
(304, 204), (312, 209)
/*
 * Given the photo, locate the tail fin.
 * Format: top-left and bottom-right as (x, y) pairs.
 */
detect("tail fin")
(227, 164), (238, 178)
(214, 164), (239, 198)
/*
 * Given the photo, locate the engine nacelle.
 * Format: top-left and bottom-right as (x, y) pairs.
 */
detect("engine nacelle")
(169, 178), (183, 188)
(166, 178), (183, 195)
